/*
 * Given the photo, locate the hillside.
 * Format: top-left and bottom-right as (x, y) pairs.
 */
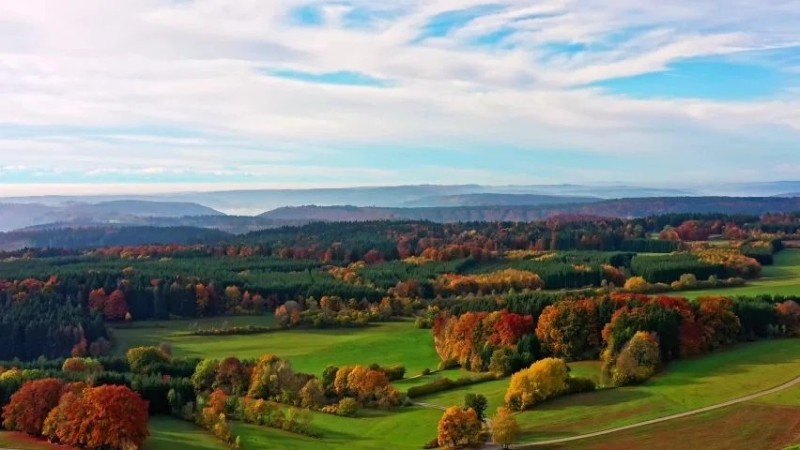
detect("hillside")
(0, 200), (223, 232)
(260, 196), (800, 222)
(401, 193), (600, 207)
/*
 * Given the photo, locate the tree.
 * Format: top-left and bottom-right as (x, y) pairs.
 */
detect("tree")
(505, 358), (568, 410)
(535, 300), (600, 360)
(43, 385), (149, 450)
(192, 358), (220, 392)
(214, 357), (248, 395)
(2, 378), (65, 435)
(609, 331), (661, 386)
(104, 289), (129, 321)
(491, 407), (519, 450)
(437, 407), (483, 449)
(623, 276), (649, 291)
(464, 393), (488, 421)
(62, 357), (102, 373)
(126, 346), (170, 373)
(299, 379), (326, 409)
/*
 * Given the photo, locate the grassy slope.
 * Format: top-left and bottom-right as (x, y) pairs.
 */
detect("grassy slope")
(144, 417), (226, 450)
(519, 339), (800, 442)
(682, 248), (800, 298)
(114, 318), (440, 376)
(543, 367), (800, 450)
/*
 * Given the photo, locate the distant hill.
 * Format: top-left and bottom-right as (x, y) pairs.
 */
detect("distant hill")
(402, 193), (600, 207)
(0, 226), (232, 251)
(260, 197), (800, 222)
(0, 200), (223, 232)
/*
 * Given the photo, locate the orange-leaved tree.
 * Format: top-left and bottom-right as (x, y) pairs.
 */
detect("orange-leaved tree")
(43, 384), (149, 450)
(2, 378), (65, 435)
(437, 406), (483, 449)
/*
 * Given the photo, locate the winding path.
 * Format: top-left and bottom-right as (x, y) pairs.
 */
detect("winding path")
(413, 374), (800, 449)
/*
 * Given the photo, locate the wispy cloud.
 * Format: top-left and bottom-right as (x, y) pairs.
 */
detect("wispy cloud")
(0, 0), (798, 190)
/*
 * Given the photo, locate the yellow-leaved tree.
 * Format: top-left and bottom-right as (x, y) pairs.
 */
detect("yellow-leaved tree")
(504, 357), (568, 410)
(491, 407), (519, 449)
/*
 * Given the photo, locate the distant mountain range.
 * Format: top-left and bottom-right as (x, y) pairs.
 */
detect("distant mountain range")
(0, 200), (222, 232)
(259, 197), (800, 222)
(401, 193), (601, 207)
(5, 182), (790, 216)
(2, 183), (800, 235)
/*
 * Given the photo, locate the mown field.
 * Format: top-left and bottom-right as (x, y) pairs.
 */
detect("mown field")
(540, 371), (800, 450)
(113, 317), (440, 377)
(682, 248), (800, 298)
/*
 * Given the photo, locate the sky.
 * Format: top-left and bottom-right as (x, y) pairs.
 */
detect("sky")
(1, 0), (800, 195)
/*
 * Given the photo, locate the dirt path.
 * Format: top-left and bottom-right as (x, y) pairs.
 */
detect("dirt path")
(511, 374), (800, 448)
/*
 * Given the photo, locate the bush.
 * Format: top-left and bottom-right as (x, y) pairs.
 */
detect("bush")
(437, 359), (458, 371)
(336, 397), (359, 417)
(407, 373), (497, 399)
(565, 376), (596, 395)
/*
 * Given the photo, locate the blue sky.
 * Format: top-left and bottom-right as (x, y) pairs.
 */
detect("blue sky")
(0, 1), (799, 195)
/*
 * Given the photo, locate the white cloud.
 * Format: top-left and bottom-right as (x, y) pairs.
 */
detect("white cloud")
(0, 0), (798, 187)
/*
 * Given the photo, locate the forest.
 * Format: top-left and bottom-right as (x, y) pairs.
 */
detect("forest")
(0, 212), (799, 449)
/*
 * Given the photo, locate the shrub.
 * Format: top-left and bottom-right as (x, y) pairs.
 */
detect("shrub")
(336, 397), (359, 417)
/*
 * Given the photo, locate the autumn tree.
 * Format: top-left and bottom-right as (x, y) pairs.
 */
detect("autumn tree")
(491, 407), (519, 450)
(776, 300), (800, 336)
(213, 356), (249, 395)
(2, 378), (65, 435)
(437, 407), (483, 449)
(192, 358), (220, 392)
(464, 393), (488, 421)
(299, 379), (326, 409)
(535, 300), (600, 360)
(126, 346), (170, 373)
(607, 331), (661, 386)
(104, 289), (129, 321)
(43, 385), (149, 450)
(505, 358), (568, 410)
(62, 357), (103, 373)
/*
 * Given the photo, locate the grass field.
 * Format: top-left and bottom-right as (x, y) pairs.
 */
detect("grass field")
(682, 248), (800, 298)
(542, 364), (800, 450)
(114, 318), (440, 376)
(518, 339), (800, 443)
(144, 417), (225, 450)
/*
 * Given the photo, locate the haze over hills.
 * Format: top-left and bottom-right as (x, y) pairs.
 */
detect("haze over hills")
(2, 183), (800, 235)
(259, 197), (800, 223)
(0, 200), (222, 232)
(3, 181), (800, 217)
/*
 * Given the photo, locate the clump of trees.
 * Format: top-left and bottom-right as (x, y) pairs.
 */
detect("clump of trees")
(3, 379), (149, 450)
(433, 310), (537, 372)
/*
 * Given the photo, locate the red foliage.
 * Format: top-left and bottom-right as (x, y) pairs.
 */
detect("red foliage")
(104, 289), (128, 321)
(2, 378), (65, 435)
(44, 384), (149, 450)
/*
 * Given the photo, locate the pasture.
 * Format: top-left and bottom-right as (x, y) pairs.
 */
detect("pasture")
(114, 318), (440, 377)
